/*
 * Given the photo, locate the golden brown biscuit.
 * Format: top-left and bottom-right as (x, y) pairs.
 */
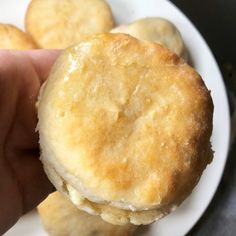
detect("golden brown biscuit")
(0, 23), (36, 49)
(38, 192), (136, 236)
(111, 17), (188, 61)
(38, 33), (213, 225)
(25, 0), (114, 49)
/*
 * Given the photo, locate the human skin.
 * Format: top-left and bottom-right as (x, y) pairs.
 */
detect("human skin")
(0, 50), (60, 234)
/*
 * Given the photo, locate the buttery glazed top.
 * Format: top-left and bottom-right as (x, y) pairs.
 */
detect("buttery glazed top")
(38, 33), (213, 210)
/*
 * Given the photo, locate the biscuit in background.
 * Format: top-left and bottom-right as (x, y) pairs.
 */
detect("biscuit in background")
(38, 192), (137, 236)
(25, 0), (114, 49)
(0, 23), (36, 49)
(111, 17), (188, 61)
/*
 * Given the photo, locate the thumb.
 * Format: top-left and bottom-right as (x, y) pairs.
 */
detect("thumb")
(22, 50), (61, 83)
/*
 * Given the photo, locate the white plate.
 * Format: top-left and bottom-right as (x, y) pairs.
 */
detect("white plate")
(2, 0), (230, 236)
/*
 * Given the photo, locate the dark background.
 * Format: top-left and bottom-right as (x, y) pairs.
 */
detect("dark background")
(171, 0), (236, 66)
(170, 1), (236, 235)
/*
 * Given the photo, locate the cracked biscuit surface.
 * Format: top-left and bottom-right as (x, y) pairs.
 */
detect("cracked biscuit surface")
(38, 33), (213, 225)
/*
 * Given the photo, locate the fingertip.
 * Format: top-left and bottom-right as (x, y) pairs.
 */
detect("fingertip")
(24, 49), (61, 83)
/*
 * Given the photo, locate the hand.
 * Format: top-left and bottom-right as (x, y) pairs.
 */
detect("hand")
(0, 50), (60, 234)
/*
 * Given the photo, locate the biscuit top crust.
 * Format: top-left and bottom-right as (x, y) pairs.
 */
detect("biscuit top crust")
(38, 33), (213, 210)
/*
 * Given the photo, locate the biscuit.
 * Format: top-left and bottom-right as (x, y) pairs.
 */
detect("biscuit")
(38, 33), (213, 225)
(111, 17), (188, 61)
(38, 192), (136, 236)
(0, 23), (36, 49)
(25, 0), (114, 49)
